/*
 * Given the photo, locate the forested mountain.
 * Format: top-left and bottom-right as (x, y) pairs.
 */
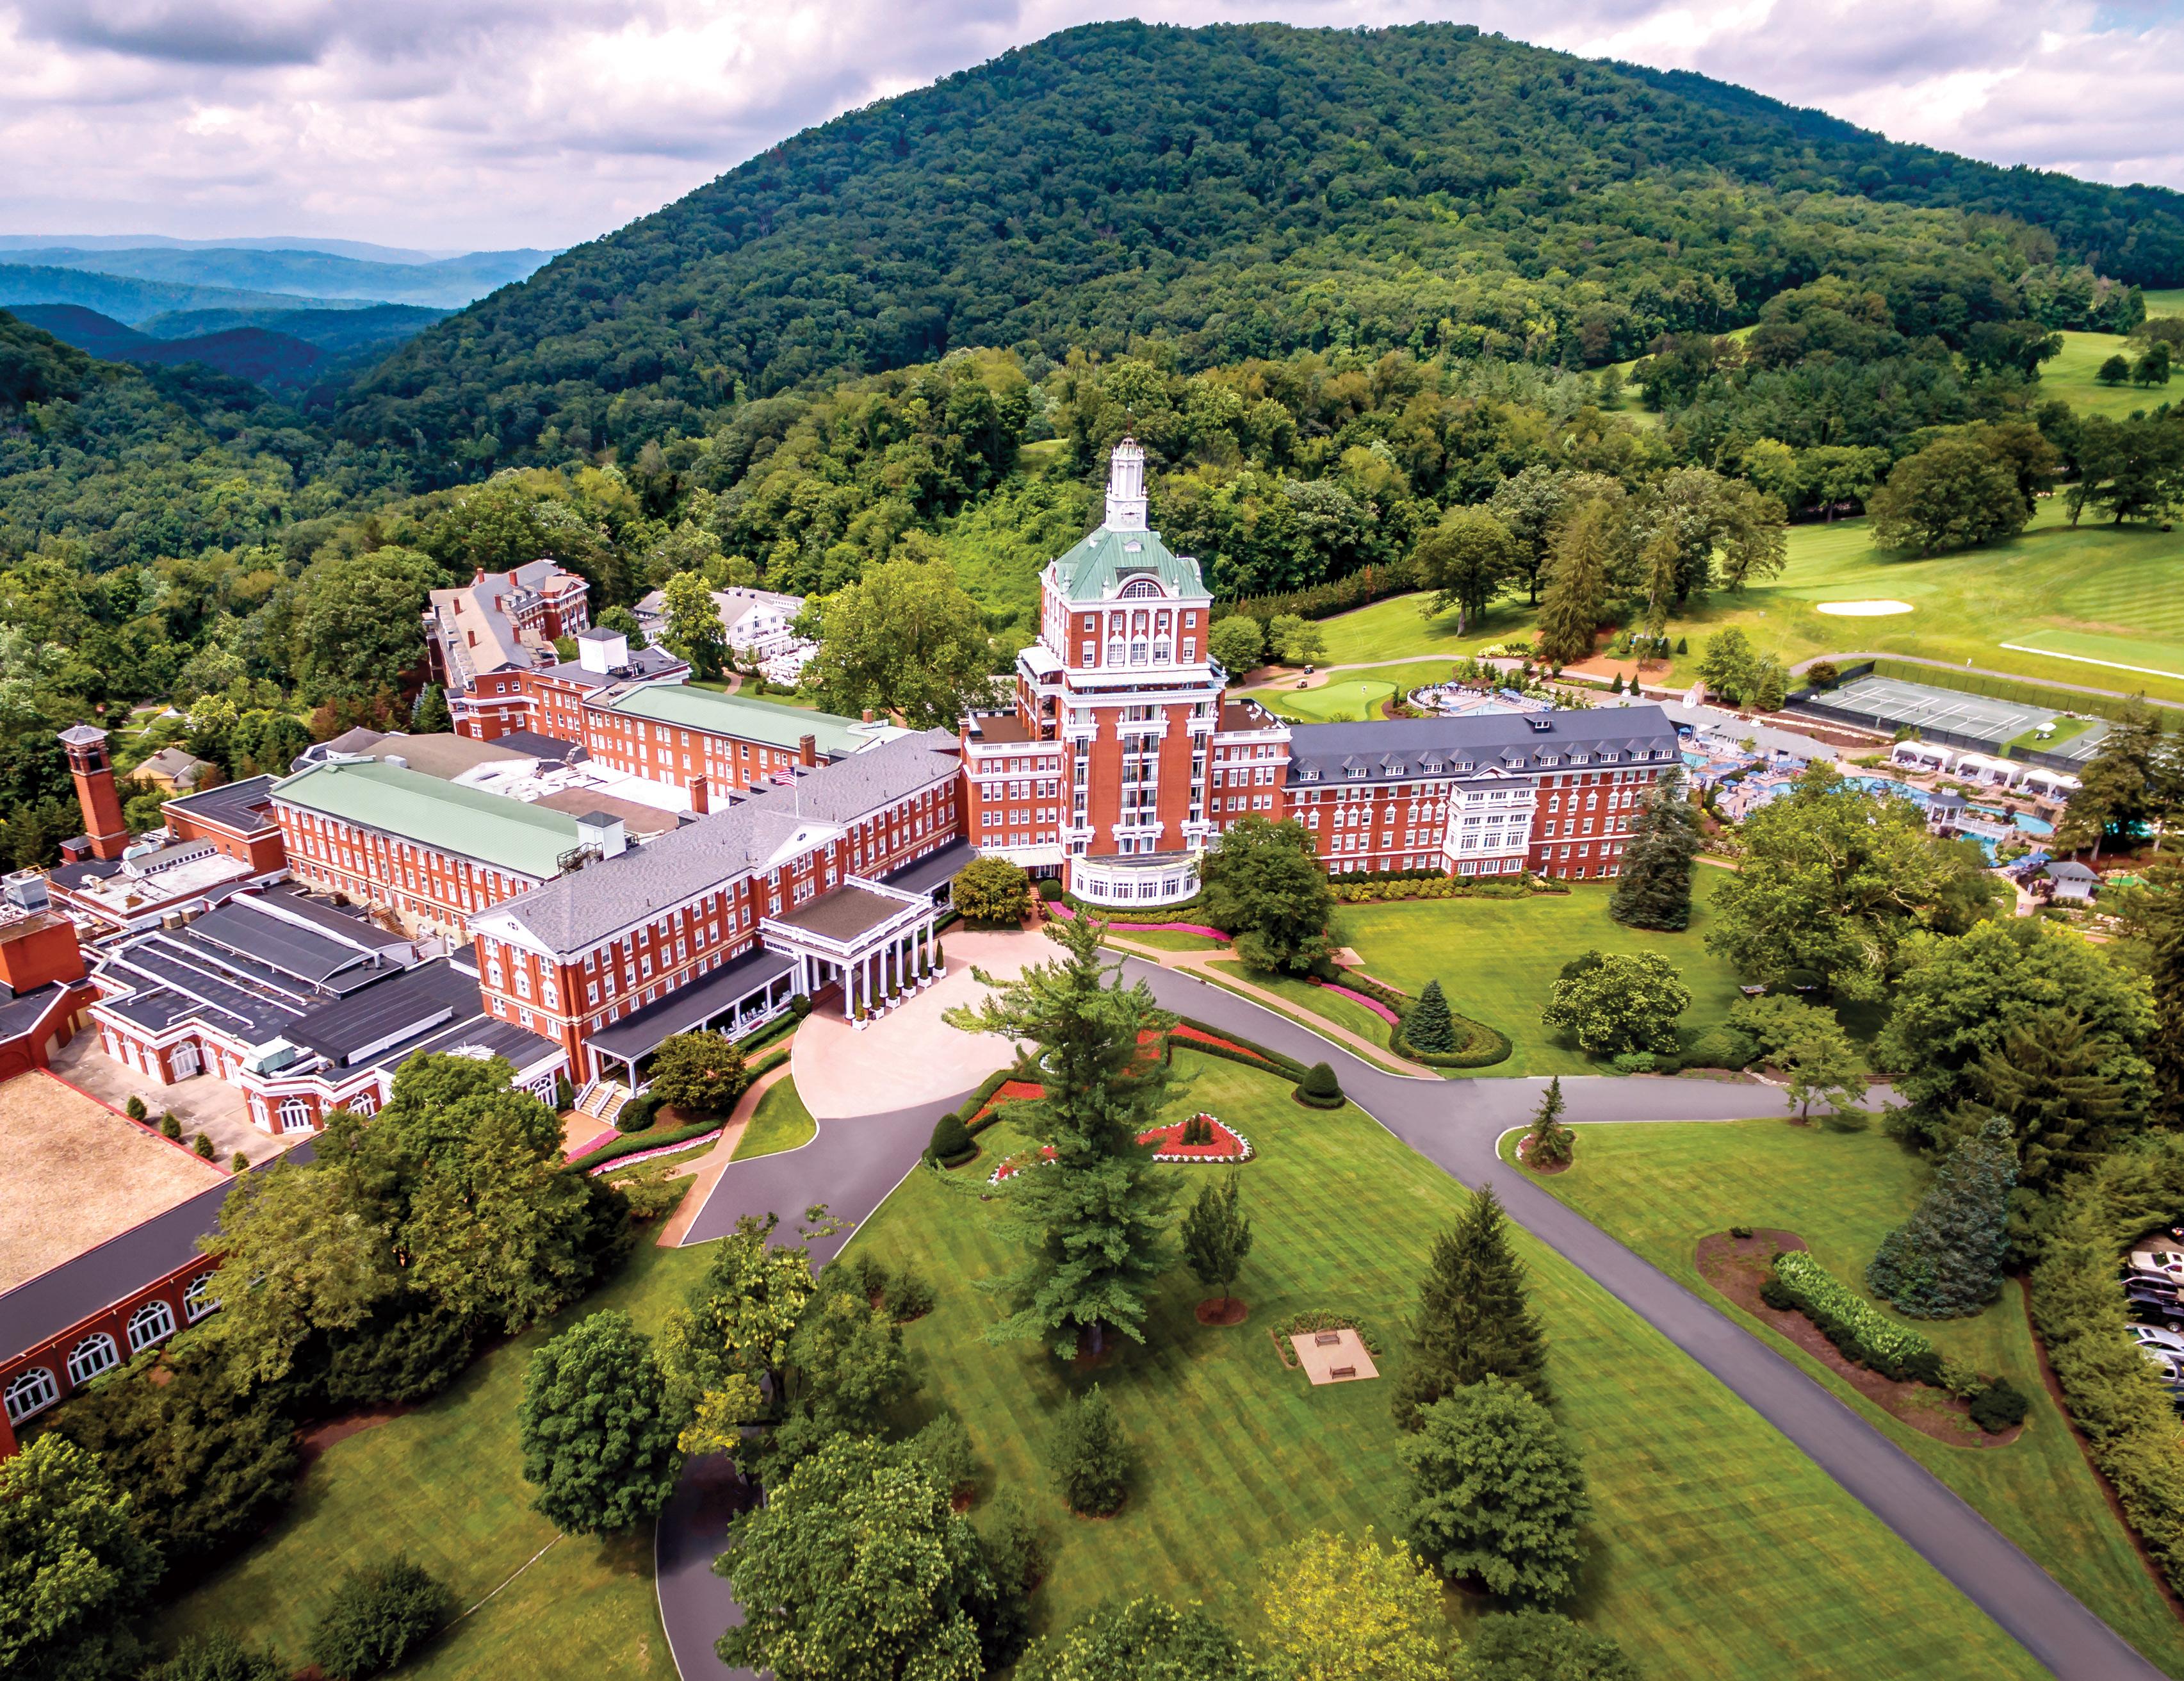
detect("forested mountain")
(0, 263), (348, 325)
(338, 20), (2184, 480)
(0, 244), (553, 308)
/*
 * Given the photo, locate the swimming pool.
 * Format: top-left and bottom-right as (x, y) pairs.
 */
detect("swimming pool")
(1844, 775), (2053, 847)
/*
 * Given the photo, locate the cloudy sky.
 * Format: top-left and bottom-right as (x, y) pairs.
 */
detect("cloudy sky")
(1, 1), (2180, 254)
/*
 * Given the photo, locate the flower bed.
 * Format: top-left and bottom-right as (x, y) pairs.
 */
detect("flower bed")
(988, 1144), (1057, 1186)
(1317, 981), (1401, 1026)
(1769, 1250), (1938, 1379)
(1136, 1113), (1255, 1163)
(584, 1126), (724, 1176)
(1048, 903), (1231, 940)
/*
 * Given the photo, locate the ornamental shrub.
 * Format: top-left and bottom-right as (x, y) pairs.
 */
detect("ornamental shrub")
(615, 1092), (661, 1134)
(1295, 1062), (1344, 1108)
(193, 1133), (216, 1160)
(126, 1094), (147, 1120)
(159, 1111), (183, 1139)
(1049, 1384), (1132, 1516)
(884, 1264), (938, 1322)
(1037, 877), (1064, 901)
(1770, 1251), (1939, 1381)
(230, 1152), (250, 1174)
(1969, 1375), (2031, 1433)
(1684, 1026), (1758, 1070)
(930, 1110), (975, 1166)
(305, 1556), (452, 1680)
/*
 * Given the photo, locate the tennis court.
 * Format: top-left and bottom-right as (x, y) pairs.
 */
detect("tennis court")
(1809, 675), (2057, 743)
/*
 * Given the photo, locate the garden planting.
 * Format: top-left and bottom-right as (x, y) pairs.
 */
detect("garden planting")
(1137, 1112), (1255, 1163)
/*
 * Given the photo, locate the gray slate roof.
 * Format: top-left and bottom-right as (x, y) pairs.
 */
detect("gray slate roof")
(493, 730), (961, 955)
(1287, 706), (1681, 787)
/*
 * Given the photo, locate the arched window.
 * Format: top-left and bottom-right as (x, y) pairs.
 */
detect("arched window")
(278, 1097), (313, 1133)
(1120, 577), (1162, 599)
(4, 1366), (58, 1423)
(127, 1299), (175, 1352)
(183, 1272), (219, 1322)
(67, 1333), (118, 1386)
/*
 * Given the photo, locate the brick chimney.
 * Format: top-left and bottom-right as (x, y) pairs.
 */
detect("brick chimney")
(799, 734), (818, 767)
(58, 725), (130, 861)
(690, 775), (710, 816)
(861, 709), (875, 724)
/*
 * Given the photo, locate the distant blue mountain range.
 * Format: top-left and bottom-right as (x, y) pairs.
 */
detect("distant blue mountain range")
(0, 242), (553, 310)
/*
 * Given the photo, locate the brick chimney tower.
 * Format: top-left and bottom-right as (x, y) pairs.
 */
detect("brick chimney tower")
(58, 725), (130, 862)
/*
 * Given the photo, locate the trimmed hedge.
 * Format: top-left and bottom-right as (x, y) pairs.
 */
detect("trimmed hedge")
(1174, 1017), (1310, 1081)
(1294, 1061), (1345, 1108)
(1767, 1251), (1941, 1383)
(570, 1117), (718, 1173)
(2029, 1143), (2184, 1597)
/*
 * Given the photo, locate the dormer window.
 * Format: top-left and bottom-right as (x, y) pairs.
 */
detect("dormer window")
(1573, 753), (1590, 765)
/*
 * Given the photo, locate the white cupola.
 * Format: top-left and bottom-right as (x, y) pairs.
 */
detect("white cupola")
(1104, 436), (1148, 531)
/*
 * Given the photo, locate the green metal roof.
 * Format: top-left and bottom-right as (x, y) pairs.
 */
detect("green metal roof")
(1051, 524), (1205, 603)
(605, 684), (868, 757)
(273, 760), (583, 880)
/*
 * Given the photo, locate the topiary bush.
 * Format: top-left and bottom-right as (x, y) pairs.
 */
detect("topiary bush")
(1294, 1062), (1345, 1109)
(159, 1110), (183, 1138)
(126, 1094), (147, 1121)
(929, 1111), (975, 1167)
(305, 1556), (453, 1680)
(230, 1151), (250, 1174)
(1036, 877), (1063, 901)
(192, 1133), (216, 1160)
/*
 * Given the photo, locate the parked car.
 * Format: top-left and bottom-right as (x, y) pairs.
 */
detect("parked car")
(2143, 1346), (2184, 1384)
(2126, 1288), (2184, 1322)
(2129, 1250), (2184, 1281)
(2128, 1325), (2184, 1357)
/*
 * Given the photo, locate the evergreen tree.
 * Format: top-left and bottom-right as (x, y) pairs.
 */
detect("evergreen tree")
(945, 915), (1177, 1356)
(1609, 767), (1701, 930)
(1392, 1185), (1549, 1428)
(1407, 980), (1458, 1054)
(1971, 1009), (2139, 1192)
(1866, 1117), (2017, 1317)
(2053, 700), (2160, 860)
(1534, 500), (1617, 667)
(1524, 1077), (1574, 1168)
(411, 684), (452, 734)
(1049, 1384), (1133, 1516)
(1401, 1379), (1591, 1604)
(1179, 1171), (1254, 1310)
(2149, 881), (2184, 1128)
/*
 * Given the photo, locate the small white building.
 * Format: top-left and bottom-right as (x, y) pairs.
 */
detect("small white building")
(634, 584), (815, 680)
(2044, 860), (2101, 903)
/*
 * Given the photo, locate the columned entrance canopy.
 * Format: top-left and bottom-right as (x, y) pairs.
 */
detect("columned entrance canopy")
(762, 878), (940, 1023)
(588, 945), (795, 1086)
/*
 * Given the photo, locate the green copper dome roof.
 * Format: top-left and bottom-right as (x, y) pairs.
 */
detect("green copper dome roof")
(1052, 523), (1205, 603)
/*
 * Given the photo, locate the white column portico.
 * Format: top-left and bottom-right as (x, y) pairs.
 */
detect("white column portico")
(760, 877), (941, 1027)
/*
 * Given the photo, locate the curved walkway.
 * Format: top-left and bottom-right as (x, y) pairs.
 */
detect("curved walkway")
(653, 955), (2169, 1681)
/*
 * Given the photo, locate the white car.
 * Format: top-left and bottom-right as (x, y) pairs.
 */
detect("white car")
(2128, 1325), (2184, 1357)
(2142, 1346), (2184, 1383)
(2129, 1250), (2184, 1281)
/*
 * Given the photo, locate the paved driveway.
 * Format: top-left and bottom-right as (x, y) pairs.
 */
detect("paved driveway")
(652, 953), (2169, 1681)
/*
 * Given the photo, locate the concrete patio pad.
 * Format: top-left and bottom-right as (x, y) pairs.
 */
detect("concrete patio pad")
(790, 927), (1043, 1122)
(1291, 1327), (1380, 1385)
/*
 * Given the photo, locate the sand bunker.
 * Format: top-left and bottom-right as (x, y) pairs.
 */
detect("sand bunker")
(1814, 600), (1914, 616)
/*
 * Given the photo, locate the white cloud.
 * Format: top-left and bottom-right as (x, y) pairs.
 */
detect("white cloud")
(0, 0), (2176, 252)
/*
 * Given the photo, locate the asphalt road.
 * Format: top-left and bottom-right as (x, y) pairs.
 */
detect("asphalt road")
(651, 961), (2169, 1681)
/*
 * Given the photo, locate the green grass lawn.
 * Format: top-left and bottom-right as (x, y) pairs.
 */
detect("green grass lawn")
(1107, 926), (1228, 951)
(1206, 956), (1395, 1049)
(1515, 1119), (2184, 1677)
(861, 1056), (2046, 1680)
(2041, 329), (2181, 422)
(1305, 501), (2184, 706)
(1331, 874), (1751, 1077)
(733, 1075), (818, 1160)
(158, 1223), (712, 1678)
(1244, 660), (1468, 722)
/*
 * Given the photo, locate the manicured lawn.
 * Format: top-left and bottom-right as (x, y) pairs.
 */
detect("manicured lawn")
(1109, 926), (1228, 951)
(733, 1075), (818, 1160)
(1207, 957), (1394, 1049)
(157, 1222), (712, 1678)
(1244, 660), (1463, 723)
(2041, 329), (2178, 422)
(861, 1056), (2046, 1680)
(1515, 1119), (2184, 1677)
(1305, 502), (2184, 706)
(1332, 875), (1750, 1076)
(1309, 592), (1537, 667)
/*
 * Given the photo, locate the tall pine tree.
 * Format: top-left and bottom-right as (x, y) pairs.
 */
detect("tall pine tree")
(1408, 980), (1458, 1054)
(1866, 1117), (2017, 1318)
(1971, 1008), (2137, 1192)
(945, 915), (1177, 1357)
(1610, 766), (1702, 931)
(1392, 1185), (1549, 1428)
(2147, 878), (2184, 1129)
(1533, 500), (1618, 667)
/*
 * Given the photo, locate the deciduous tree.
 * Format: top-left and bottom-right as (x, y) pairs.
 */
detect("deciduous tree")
(645, 1031), (750, 1115)
(717, 1435), (991, 1681)
(659, 570), (728, 678)
(954, 855), (1033, 925)
(1207, 615), (1266, 675)
(1415, 507), (1519, 636)
(1197, 815), (1336, 976)
(519, 1309), (683, 1534)
(1541, 951), (1689, 1057)
(1018, 1597), (1264, 1681)
(1179, 1170), (1253, 1310)
(0, 1435), (161, 1681)
(1257, 1529), (1456, 1681)
(796, 557), (996, 728)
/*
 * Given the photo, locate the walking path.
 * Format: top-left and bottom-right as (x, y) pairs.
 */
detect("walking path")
(651, 939), (2169, 1681)
(654, 1058), (792, 1247)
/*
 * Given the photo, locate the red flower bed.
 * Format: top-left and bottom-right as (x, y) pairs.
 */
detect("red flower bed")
(990, 1144), (1057, 1184)
(1136, 1113), (1255, 1162)
(1171, 1024), (1269, 1062)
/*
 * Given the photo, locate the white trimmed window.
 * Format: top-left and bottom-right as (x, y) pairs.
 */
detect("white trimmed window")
(183, 1272), (219, 1322)
(4, 1366), (58, 1423)
(278, 1097), (313, 1133)
(127, 1299), (175, 1353)
(67, 1332), (119, 1385)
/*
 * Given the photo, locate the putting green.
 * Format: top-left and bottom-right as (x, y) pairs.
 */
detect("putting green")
(2001, 628), (2184, 683)
(1259, 678), (1396, 722)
